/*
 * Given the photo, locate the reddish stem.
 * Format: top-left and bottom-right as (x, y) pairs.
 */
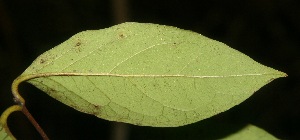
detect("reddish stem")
(22, 106), (49, 140)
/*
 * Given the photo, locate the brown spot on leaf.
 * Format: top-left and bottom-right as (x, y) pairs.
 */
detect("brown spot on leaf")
(49, 88), (56, 93)
(40, 59), (46, 64)
(118, 32), (127, 39)
(94, 104), (100, 109)
(119, 33), (125, 38)
(76, 42), (81, 46)
(91, 105), (101, 115)
(74, 40), (82, 52)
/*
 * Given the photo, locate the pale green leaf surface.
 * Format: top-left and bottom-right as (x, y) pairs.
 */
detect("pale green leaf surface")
(19, 22), (286, 127)
(0, 125), (13, 140)
(223, 124), (278, 140)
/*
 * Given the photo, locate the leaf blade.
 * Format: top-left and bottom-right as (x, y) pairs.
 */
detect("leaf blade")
(19, 22), (286, 127)
(0, 125), (13, 140)
(223, 124), (278, 140)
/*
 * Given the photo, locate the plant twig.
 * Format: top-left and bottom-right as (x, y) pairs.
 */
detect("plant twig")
(22, 106), (49, 140)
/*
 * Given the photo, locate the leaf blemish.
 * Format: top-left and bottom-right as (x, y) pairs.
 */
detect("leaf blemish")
(93, 105), (100, 109)
(118, 31), (126, 39)
(74, 40), (82, 53)
(76, 42), (81, 47)
(40, 58), (46, 64)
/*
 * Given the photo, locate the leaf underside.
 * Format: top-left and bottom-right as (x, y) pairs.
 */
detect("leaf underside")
(19, 22), (286, 127)
(0, 125), (13, 140)
(223, 125), (277, 140)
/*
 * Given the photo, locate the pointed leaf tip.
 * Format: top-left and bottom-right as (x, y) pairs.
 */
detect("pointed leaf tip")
(223, 125), (278, 140)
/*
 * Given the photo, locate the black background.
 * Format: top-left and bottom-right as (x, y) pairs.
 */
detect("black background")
(0, 0), (299, 139)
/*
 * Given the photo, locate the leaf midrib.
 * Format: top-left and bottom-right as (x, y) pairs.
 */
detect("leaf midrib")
(18, 72), (284, 82)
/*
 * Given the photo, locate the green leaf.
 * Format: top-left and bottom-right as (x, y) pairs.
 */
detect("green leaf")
(223, 124), (278, 140)
(0, 125), (13, 140)
(15, 22), (286, 127)
(0, 105), (22, 140)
